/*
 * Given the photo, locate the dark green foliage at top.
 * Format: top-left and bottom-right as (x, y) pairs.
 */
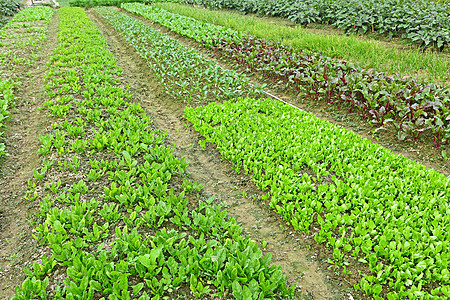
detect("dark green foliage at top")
(0, 0), (22, 16)
(183, 0), (450, 50)
(0, 0), (23, 27)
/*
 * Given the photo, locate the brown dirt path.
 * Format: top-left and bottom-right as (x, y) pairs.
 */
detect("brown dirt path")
(88, 8), (367, 300)
(0, 11), (59, 299)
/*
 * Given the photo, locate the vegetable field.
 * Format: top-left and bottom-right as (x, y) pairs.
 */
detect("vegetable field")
(0, 2), (449, 300)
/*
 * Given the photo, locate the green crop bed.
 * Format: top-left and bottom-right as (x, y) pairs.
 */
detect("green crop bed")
(0, 6), (53, 161)
(185, 97), (450, 299)
(0, 6), (53, 76)
(12, 7), (294, 299)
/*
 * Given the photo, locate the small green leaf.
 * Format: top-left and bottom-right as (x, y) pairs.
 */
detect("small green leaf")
(232, 281), (243, 300)
(132, 282), (144, 295)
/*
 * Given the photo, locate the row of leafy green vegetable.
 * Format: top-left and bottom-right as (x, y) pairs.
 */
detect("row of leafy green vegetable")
(175, 0), (450, 50)
(122, 3), (450, 148)
(0, 0), (22, 28)
(13, 7), (294, 299)
(0, 7), (53, 161)
(0, 79), (15, 160)
(185, 96), (450, 299)
(94, 6), (263, 105)
(0, 6), (54, 80)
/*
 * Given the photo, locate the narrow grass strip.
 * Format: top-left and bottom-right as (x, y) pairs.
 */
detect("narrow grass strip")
(155, 2), (450, 84)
